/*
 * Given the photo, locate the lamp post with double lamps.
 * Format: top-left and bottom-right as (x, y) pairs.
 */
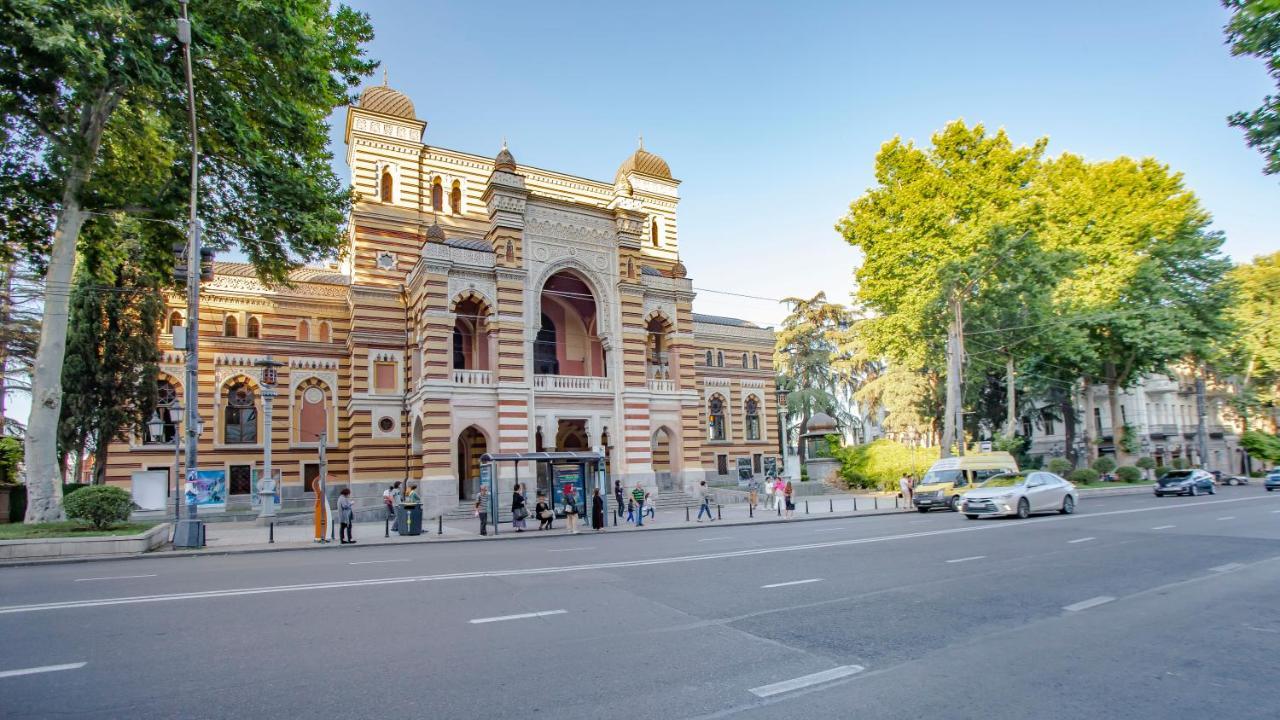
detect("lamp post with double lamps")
(254, 357), (284, 521)
(147, 406), (182, 530)
(776, 387), (793, 479)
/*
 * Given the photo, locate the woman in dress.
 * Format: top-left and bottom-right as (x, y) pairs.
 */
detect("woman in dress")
(784, 479), (795, 519)
(563, 486), (580, 534)
(511, 483), (528, 532)
(591, 488), (605, 532)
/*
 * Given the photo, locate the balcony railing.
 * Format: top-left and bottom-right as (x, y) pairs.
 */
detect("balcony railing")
(647, 379), (677, 393)
(1147, 424), (1179, 438)
(451, 369), (493, 386)
(533, 374), (612, 393)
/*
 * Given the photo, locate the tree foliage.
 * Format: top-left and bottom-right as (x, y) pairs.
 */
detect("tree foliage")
(1223, 0), (1280, 175)
(775, 293), (859, 453)
(1241, 429), (1280, 463)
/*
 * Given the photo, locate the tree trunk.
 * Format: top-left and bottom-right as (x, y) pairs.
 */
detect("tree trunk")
(1105, 362), (1129, 467)
(1081, 378), (1098, 465)
(0, 263), (9, 425)
(92, 434), (110, 485)
(1195, 363), (1209, 471)
(941, 296), (962, 458)
(1060, 395), (1078, 469)
(1005, 353), (1016, 437)
(23, 88), (118, 523)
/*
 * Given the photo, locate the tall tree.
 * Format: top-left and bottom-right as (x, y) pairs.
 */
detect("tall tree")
(837, 120), (1047, 457)
(0, 0), (376, 521)
(775, 292), (853, 458)
(1223, 251), (1280, 432)
(1223, 0), (1280, 175)
(58, 217), (164, 485)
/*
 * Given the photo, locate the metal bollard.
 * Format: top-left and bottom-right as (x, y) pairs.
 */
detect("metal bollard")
(438, 515), (443, 535)
(686, 506), (690, 522)
(749, 503), (753, 518)
(854, 497), (858, 511)
(613, 509), (618, 527)
(829, 499), (833, 513)
(777, 503), (781, 517)
(896, 496), (900, 509)
(269, 522), (274, 544)
(717, 504), (722, 520)
(385, 516), (390, 538)
(805, 501), (809, 514)
(874, 496), (879, 510)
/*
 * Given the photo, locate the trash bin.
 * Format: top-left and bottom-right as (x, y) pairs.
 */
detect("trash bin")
(398, 503), (423, 536)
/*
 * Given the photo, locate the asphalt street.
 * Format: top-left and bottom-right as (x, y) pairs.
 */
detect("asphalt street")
(2, 487), (1278, 719)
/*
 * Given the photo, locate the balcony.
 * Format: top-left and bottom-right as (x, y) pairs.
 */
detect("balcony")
(451, 369), (493, 386)
(533, 374), (612, 393)
(647, 379), (677, 393)
(1147, 424), (1179, 439)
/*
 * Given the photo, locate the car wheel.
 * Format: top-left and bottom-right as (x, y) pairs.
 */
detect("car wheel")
(1268, 487), (1274, 492)
(1016, 498), (1030, 519)
(1154, 492), (1163, 497)
(1190, 484), (1199, 497)
(1208, 484), (1216, 495)
(917, 506), (930, 513)
(1060, 495), (1075, 514)
(949, 495), (961, 512)
(965, 514), (979, 520)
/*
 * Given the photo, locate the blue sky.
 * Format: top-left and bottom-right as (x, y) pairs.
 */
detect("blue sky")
(327, 0), (1279, 327)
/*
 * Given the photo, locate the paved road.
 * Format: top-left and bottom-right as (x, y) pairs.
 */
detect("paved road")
(2, 487), (1278, 719)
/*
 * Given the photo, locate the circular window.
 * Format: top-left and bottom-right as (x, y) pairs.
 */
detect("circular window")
(303, 386), (324, 405)
(378, 417), (395, 433)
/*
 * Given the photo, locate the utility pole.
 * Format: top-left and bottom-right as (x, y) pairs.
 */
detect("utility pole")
(941, 293), (965, 458)
(174, 0), (204, 547)
(1005, 353), (1016, 438)
(1195, 362), (1210, 471)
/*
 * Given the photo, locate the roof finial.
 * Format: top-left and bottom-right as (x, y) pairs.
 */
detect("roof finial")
(638, 133), (644, 150)
(502, 136), (508, 150)
(382, 67), (388, 86)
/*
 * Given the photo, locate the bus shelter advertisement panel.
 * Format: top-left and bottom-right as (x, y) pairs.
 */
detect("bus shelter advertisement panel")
(552, 464), (585, 515)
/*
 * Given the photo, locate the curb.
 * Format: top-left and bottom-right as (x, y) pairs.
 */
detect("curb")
(0, 505), (916, 568)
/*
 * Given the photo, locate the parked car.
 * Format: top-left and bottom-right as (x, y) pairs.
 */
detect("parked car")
(960, 471), (1078, 519)
(914, 452), (1019, 513)
(1154, 469), (1216, 497)
(1219, 474), (1250, 486)
(1264, 471), (1280, 492)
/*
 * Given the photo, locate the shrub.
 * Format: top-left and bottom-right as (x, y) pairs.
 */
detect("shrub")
(1068, 468), (1100, 485)
(830, 439), (939, 492)
(1155, 466), (1172, 479)
(1091, 456), (1116, 475)
(1171, 458), (1188, 470)
(0, 436), (22, 484)
(1115, 465), (1142, 483)
(1135, 456), (1156, 472)
(1046, 457), (1073, 476)
(64, 485), (133, 530)
(62, 482), (90, 498)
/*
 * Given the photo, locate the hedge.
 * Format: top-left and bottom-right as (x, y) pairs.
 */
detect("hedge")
(1115, 465), (1143, 483)
(64, 485), (133, 530)
(1046, 457), (1073, 476)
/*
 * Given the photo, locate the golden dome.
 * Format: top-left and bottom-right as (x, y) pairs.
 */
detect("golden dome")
(615, 144), (672, 182)
(494, 142), (517, 173)
(426, 221), (445, 242)
(359, 84), (416, 120)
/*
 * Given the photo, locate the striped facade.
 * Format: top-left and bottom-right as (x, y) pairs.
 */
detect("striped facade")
(104, 83), (777, 518)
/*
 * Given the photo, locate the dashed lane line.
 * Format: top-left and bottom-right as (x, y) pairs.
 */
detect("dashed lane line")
(1067, 537), (1095, 544)
(0, 662), (86, 680)
(469, 610), (566, 624)
(946, 555), (986, 564)
(748, 665), (865, 698)
(1063, 596), (1115, 612)
(761, 578), (824, 589)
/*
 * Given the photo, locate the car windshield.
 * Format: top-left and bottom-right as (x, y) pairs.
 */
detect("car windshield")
(980, 473), (1026, 488)
(921, 470), (963, 486)
(1162, 471), (1194, 481)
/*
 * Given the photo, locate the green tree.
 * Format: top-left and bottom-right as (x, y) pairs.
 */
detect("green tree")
(58, 218), (164, 485)
(1224, 252), (1280, 431)
(775, 293), (854, 458)
(1223, 0), (1280, 175)
(1, 0), (376, 521)
(1241, 429), (1280, 463)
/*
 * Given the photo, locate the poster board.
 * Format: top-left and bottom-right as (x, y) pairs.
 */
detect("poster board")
(762, 456), (778, 478)
(130, 470), (169, 510)
(552, 464), (585, 515)
(185, 469), (226, 507)
(250, 468), (283, 510)
(736, 457), (753, 485)
(479, 462), (497, 517)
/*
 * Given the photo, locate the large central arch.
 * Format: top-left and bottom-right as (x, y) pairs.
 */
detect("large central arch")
(536, 267), (607, 377)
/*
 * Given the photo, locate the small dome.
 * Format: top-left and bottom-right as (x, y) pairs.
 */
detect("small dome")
(806, 412), (837, 434)
(359, 84), (416, 120)
(494, 143), (517, 173)
(616, 146), (672, 182)
(426, 221), (445, 242)
(671, 258), (687, 278)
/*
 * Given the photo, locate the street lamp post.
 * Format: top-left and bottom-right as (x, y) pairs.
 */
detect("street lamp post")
(147, 408), (182, 531)
(254, 357), (283, 521)
(776, 387), (793, 479)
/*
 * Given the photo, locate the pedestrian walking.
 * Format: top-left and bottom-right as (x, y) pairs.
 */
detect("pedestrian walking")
(763, 474), (775, 510)
(773, 477), (786, 511)
(748, 477), (759, 511)
(632, 483), (646, 527)
(536, 494), (554, 530)
(644, 489), (655, 522)
(591, 488), (605, 532)
(511, 483), (528, 532)
(899, 473), (912, 511)
(383, 481), (401, 532)
(784, 479), (795, 519)
(475, 484), (490, 536)
(614, 479), (625, 519)
(625, 496), (636, 524)
(696, 480), (715, 522)
(563, 485), (580, 534)
(338, 487), (355, 544)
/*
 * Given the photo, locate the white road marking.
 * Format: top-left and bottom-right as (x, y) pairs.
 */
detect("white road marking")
(1152, 525), (1176, 530)
(945, 555), (986, 564)
(547, 547), (595, 553)
(469, 609), (566, 625)
(73, 574), (157, 582)
(813, 527), (847, 533)
(761, 578), (824, 589)
(1064, 596), (1116, 612)
(348, 559), (411, 565)
(0, 662), (86, 679)
(1244, 625), (1280, 634)
(697, 536), (735, 542)
(1068, 537), (1095, 544)
(1217, 516), (1236, 521)
(1209, 562), (1245, 573)
(749, 665), (865, 697)
(5, 495), (1274, 616)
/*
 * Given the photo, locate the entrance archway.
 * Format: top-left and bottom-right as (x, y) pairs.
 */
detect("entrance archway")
(537, 270), (604, 377)
(456, 426), (488, 500)
(652, 427), (675, 491)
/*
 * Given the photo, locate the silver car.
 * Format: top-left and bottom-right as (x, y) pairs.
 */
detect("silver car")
(961, 471), (1078, 519)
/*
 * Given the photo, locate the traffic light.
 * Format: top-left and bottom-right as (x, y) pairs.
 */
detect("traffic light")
(199, 246), (215, 282)
(172, 240), (188, 286)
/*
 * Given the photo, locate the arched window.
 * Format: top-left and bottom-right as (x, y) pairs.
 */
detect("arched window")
(534, 313), (559, 375)
(450, 180), (462, 214)
(380, 167), (394, 203)
(741, 352), (748, 368)
(298, 384), (327, 443)
(708, 395), (726, 441)
(223, 315), (238, 337)
(146, 379), (179, 444)
(431, 177), (443, 212)
(745, 396), (761, 441)
(317, 321), (330, 343)
(224, 381), (258, 444)
(168, 311), (182, 334)
(716, 351), (724, 367)
(705, 350), (713, 366)
(651, 218), (659, 247)
(297, 319), (310, 342)
(752, 354), (759, 370)
(247, 316), (260, 339)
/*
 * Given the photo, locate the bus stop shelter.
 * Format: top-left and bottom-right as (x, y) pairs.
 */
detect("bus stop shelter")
(478, 451), (607, 535)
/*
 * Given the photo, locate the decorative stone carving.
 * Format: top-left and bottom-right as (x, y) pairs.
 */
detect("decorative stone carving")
(447, 272), (497, 309)
(376, 251), (397, 270)
(525, 205), (614, 247)
(352, 116), (420, 142)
